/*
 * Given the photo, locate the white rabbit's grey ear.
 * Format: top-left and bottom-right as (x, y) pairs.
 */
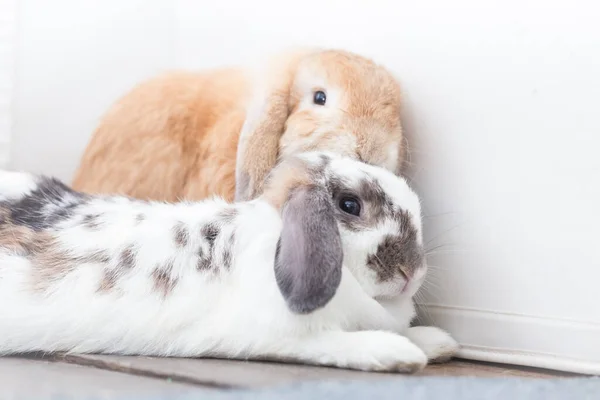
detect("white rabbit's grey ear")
(274, 185), (343, 314)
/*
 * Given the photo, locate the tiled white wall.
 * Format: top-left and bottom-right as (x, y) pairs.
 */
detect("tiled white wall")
(6, 0), (600, 373)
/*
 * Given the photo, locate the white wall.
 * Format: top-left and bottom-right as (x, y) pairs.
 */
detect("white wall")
(4, 0), (600, 373)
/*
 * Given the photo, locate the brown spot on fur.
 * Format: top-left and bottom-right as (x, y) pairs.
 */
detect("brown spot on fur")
(196, 222), (221, 272)
(32, 248), (111, 292)
(98, 269), (118, 292)
(173, 222), (189, 247)
(366, 213), (424, 282)
(196, 253), (212, 271)
(98, 248), (133, 293)
(0, 208), (60, 264)
(195, 210), (238, 272)
(81, 250), (112, 264)
(152, 261), (177, 297)
(0, 211), (118, 292)
(30, 250), (75, 292)
(118, 246), (136, 270)
(201, 223), (219, 247)
(357, 178), (395, 218)
(0, 221), (46, 256)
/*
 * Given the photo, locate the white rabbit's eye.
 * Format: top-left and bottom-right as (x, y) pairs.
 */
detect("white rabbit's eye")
(313, 91), (327, 105)
(339, 196), (361, 216)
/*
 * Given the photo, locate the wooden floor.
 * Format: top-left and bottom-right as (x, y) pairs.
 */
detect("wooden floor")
(0, 354), (580, 398)
(61, 354), (576, 385)
(420, 359), (576, 379)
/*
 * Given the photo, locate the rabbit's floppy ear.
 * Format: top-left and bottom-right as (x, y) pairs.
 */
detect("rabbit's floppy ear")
(235, 88), (287, 202)
(235, 49), (313, 202)
(274, 184), (343, 314)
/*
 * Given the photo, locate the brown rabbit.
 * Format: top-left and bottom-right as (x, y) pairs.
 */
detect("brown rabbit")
(72, 47), (407, 202)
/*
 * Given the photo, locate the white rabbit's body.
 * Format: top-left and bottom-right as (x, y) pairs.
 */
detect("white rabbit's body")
(0, 153), (458, 372)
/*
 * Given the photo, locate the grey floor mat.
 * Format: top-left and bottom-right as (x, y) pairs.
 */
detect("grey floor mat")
(39, 377), (600, 400)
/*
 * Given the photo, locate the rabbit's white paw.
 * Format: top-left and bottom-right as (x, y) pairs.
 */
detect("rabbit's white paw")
(274, 330), (427, 373)
(404, 326), (459, 363)
(348, 331), (428, 373)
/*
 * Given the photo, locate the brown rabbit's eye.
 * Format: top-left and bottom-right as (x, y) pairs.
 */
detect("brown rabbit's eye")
(339, 196), (361, 216)
(313, 91), (327, 105)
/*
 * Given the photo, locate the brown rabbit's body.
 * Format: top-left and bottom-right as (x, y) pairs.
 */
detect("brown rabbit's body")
(73, 48), (407, 202)
(72, 69), (249, 201)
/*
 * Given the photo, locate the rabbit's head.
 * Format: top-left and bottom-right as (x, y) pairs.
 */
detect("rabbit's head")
(236, 48), (405, 201)
(261, 151), (425, 314)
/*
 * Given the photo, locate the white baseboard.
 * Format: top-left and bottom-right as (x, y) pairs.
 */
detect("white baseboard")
(458, 344), (600, 376)
(416, 304), (600, 375)
(0, 0), (17, 168)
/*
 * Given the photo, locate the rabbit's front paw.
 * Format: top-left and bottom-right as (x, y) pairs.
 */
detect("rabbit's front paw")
(352, 330), (428, 373)
(301, 330), (428, 373)
(404, 326), (459, 363)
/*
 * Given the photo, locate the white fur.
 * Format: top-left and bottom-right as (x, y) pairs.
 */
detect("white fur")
(0, 153), (457, 372)
(385, 141), (401, 172)
(404, 326), (460, 363)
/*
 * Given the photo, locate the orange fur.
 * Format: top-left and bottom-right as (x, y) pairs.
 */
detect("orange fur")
(72, 48), (406, 202)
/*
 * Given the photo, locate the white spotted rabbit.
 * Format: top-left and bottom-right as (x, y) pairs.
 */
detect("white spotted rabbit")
(0, 152), (457, 372)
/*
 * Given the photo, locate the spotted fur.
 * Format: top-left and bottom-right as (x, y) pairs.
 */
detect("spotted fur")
(81, 214), (97, 228)
(152, 261), (177, 297)
(0, 155), (458, 372)
(0, 173), (237, 296)
(5, 176), (87, 231)
(173, 222), (189, 248)
(118, 246), (136, 270)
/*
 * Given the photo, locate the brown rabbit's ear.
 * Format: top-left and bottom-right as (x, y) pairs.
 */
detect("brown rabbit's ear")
(235, 49), (314, 202)
(274, 185), (343, 314)
(235, 89), (289, 201)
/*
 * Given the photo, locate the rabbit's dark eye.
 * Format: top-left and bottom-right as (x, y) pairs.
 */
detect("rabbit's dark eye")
(339, 196), (361, 216)
(313, 91), (327, 105)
